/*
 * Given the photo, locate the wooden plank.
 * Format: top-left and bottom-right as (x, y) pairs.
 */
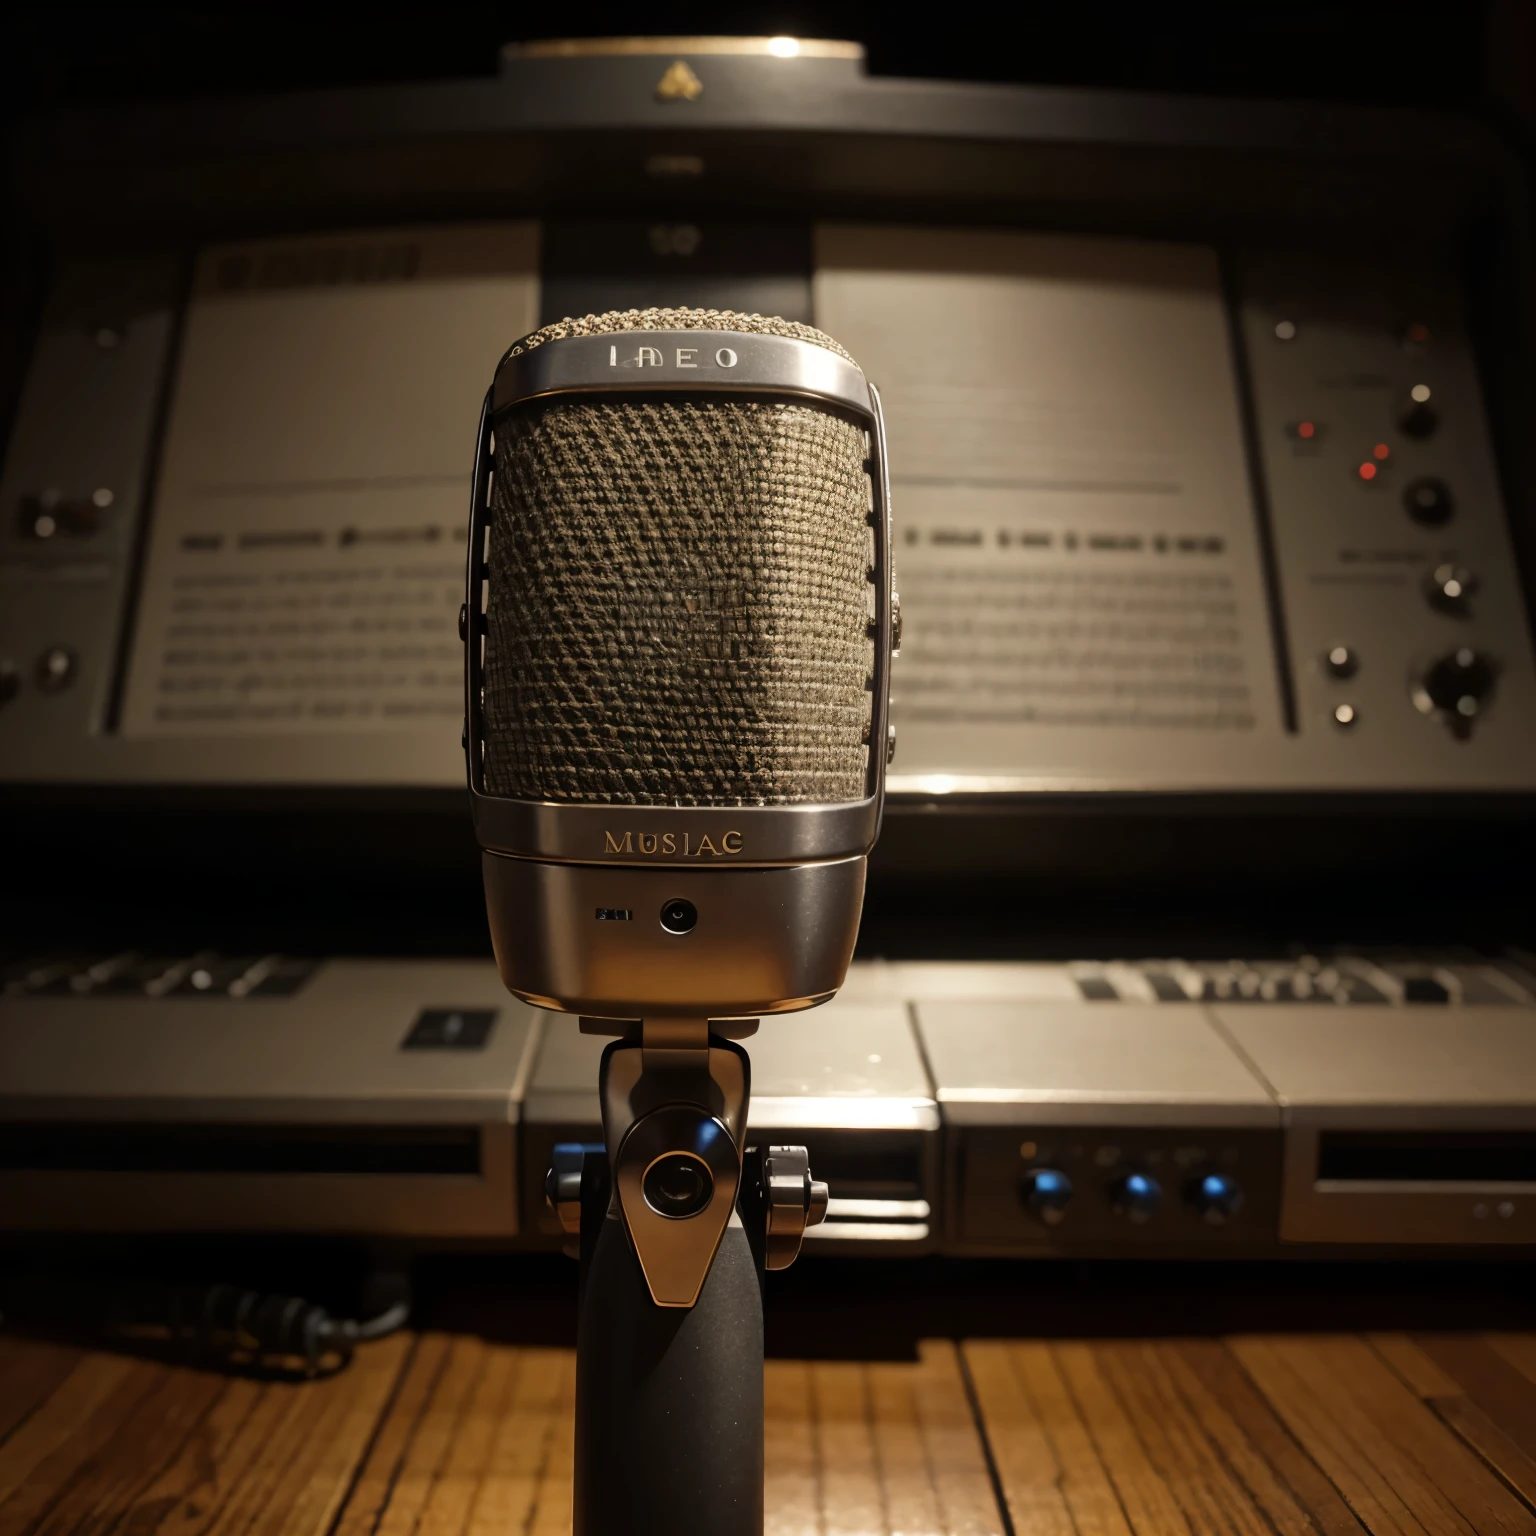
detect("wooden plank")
(811, 1362), (884, 1536)
(1161, 1341), (1364, 1536)
(1369, 1335), (1536, 1512)
(113, 1375), (267, 1536)
(416, 1342), (519, 1536)
(522, 1350), (574, 1536)
(1490, 1337), (1536, 1391)
(764, 1346), (1003, 1536)
(910, 1342), (1003, 1536)
(1052, 1343), (1195, 1536)
(765, 1361), (818, 1536)
(1412, 1335), (1536, 1464)
(1231, 1334), (1536, 1536)
(0, 1357), (159, 1527)
(28, 1366), (227, 1536)
(466, 1349), (571, 1536)
(332, 1333), (445, 1536)
(1092, 1342), (1287, 1536)
(966, 1340), (1131, 1536)
(250, 1334), (412, 1536)
(0, 1341), (85, 1454)
(372, 1335), (487, 1536)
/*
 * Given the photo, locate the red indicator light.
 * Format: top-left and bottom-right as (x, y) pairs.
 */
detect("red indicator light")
(1297, 421), (1316, 440)
(1358, 462), (1378, 482)
(1405, 321), (1431, 345)
(1372, 442), (1390, 460)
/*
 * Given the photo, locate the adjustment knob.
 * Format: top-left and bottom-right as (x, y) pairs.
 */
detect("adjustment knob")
(1403, 477), (1454, 527)
(1424, 562), (1477, 616)
(1414, 647), (1498, 727)
(1398, 383), (1438, 440)
(1189, 1172), (1244, 1225)
(762, 1146), (828, 1271)
(1323, 645), (1357, 680)
(1110, 1171), (1162, 1223)
(1022, 1168), (1073, 1226)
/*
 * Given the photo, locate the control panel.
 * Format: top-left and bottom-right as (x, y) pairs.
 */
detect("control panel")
(959, 1126), (1280, 1256)
(0, 257), (178, 757)
(1239, 254), (1536, 778)
(3, 952), (1534, 1251)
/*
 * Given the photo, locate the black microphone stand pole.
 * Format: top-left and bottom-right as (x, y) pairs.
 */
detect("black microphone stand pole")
(546, 1018), (826, 1536)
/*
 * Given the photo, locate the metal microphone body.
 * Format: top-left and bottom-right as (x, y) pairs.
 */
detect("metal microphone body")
(465, 309), (894, 1024)
(464, 310), (894, 1536)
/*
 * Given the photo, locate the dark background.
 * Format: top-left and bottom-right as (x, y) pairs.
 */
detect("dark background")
(1, 3), (1529, 120)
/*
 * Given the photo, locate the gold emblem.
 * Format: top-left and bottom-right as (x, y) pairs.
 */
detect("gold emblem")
(655, 60), (703, 102)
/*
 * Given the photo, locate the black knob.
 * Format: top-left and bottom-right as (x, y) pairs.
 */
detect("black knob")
(1415, 647), (1498, 727)
(1424, 563), (1477, 616)
(1022, 1168), (1073, 1226)
(1398, 384), (1438, 440)
(1403, 477), (1454, 527)
(1110, 1171), (1162, 1223)
(1189, 1172), (1244, 1224)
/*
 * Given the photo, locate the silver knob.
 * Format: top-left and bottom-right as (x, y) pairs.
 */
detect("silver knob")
(762, 1146), (829, 1270)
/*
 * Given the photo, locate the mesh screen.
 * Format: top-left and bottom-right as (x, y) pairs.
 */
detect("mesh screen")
(482, 314), (873, 806)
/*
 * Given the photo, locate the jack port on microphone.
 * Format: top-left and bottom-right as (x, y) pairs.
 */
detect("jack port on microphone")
(659, 897), (698, 934)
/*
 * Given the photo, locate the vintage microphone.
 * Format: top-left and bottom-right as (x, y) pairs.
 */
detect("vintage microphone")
(462, 308), (895, 1536)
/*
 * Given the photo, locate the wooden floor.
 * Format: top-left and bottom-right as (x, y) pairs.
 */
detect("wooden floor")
(2, 1330), (1536, 1536)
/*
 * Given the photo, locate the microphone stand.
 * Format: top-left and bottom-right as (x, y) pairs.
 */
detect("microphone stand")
(546, 1018), (826, 1536)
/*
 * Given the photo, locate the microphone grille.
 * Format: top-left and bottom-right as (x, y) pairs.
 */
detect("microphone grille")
(482, 310), (874, 808)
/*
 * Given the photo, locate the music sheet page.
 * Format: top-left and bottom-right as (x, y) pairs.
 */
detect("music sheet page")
(815, 226), (1286, 792)
(121, 224), (538, 738)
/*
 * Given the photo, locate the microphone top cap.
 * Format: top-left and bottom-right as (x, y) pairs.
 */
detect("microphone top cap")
(500, 307), (857, 368)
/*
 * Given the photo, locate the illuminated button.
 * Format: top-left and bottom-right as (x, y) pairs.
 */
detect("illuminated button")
(1189, 1172), (1244, 1224)
(1371, 442), (1390, 461)
(1323, 645), (1358, 679)
(1333, 703), (1358, 728)
(1022, 1168), (1073, 1226)
(1404, 477), (1454, 526)
(1400, 383), (1438, 439)
(1111, 1172), (1162, 1223)
(1288, 419), (1322, 443)
(1357, 461), (1380, 483)
(1274, 319), (1298, 341)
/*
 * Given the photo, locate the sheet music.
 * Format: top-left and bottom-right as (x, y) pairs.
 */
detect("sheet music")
(814, 226), (1286, 791)
(121, 224), (538, 738)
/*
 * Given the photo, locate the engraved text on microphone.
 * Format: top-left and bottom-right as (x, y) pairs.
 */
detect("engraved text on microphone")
(602, 831), (745, 856)
(608, 345), (739, 369)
